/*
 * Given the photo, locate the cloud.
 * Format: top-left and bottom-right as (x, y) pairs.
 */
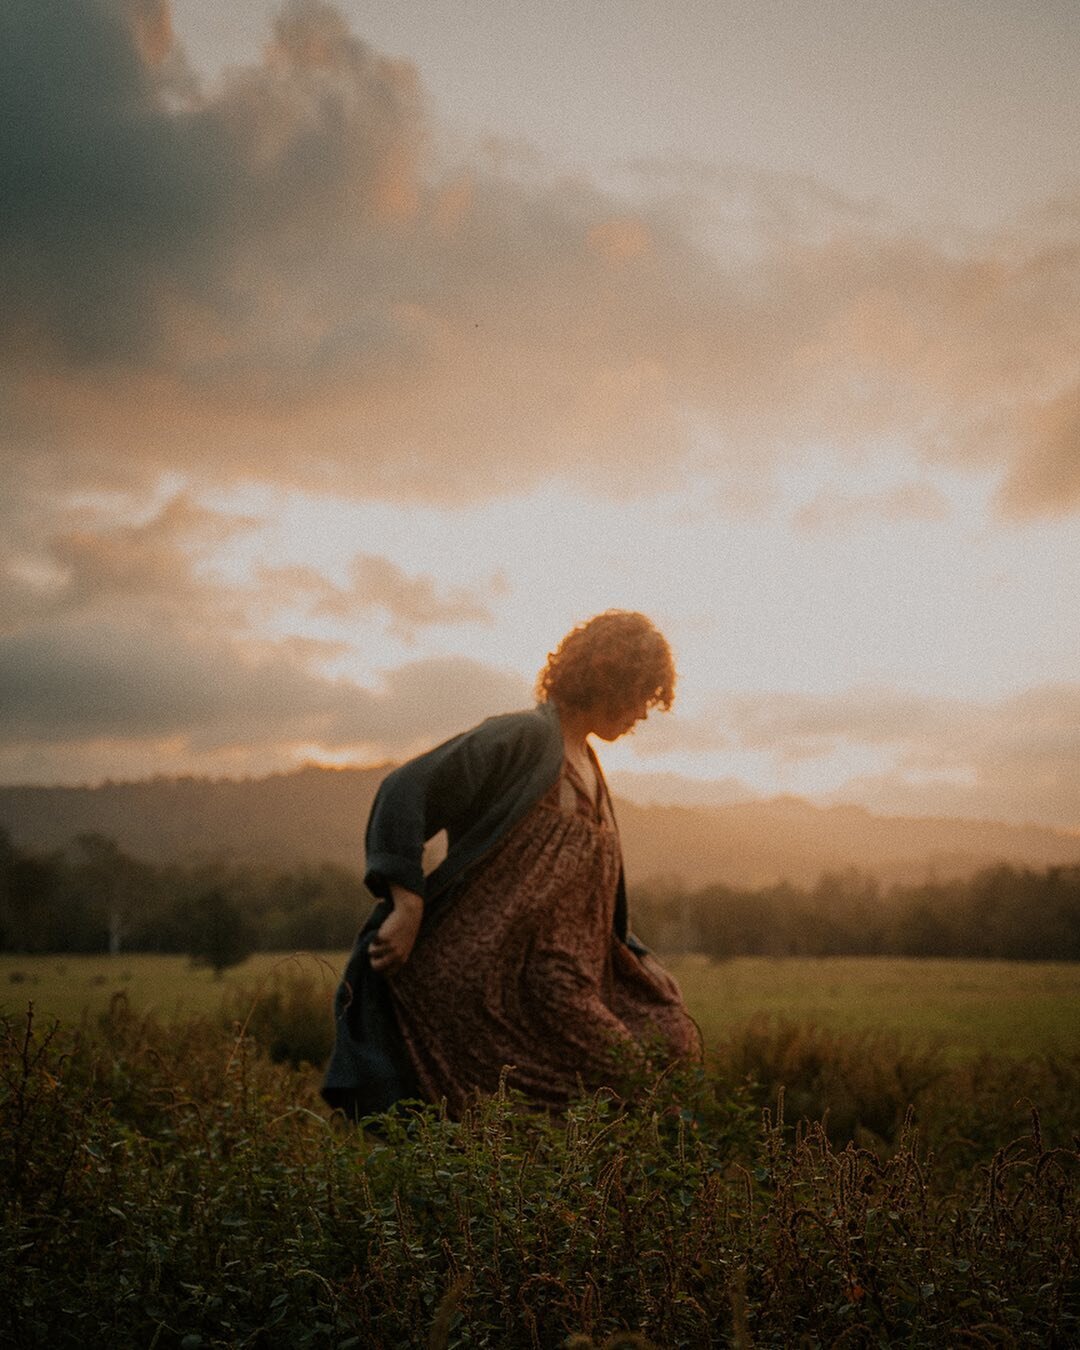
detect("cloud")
(52, 495), (253, 604)
(3, 485), (495, 640)
(1, 0), (222, 363)
(2, 2), (1079, 513)
(621, 709), (731, 759)
(723, 688), (959, 759)
(259, 554), (502, 639)
(792, 482), (951, 532)
(0, 619), (289, 742)
(0, 491), (254, 632)
(334, 656), (529, 746)
(723, 685), (1080, 828)
(995, 381), (1080, 518)
(0, 482), (527, 780)
(0, 603), (529, 769)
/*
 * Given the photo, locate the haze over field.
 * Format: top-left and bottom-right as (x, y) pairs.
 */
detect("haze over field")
(2, 1), (1078, 833)
(2, 769), (1078, 890)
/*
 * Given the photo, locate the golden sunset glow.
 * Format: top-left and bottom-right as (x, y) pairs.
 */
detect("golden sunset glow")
(2, 0), (1078, 835)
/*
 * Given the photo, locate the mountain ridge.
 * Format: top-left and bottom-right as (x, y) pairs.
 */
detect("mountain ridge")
(1, 764), (1077, 889)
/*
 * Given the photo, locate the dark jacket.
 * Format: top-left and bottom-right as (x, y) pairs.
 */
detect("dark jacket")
(320, 702), (638, 1118)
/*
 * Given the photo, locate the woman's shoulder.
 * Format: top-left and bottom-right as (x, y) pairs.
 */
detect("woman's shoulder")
(443, 704), (560, 776)
(380, 704), (559, 789)
(471, 702), (560, 749)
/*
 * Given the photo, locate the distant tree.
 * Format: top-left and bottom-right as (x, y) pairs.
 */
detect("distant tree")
(1043, 866), (1080, 961)
(0, 826), (13, 949)
(185, 889), (256, 976)
(893, 902), (955, 958)
(70, 833), (147, 955)
(631, 878), (695, 953)
(0, 834), (73, 953)
(809, 869), (883, 954)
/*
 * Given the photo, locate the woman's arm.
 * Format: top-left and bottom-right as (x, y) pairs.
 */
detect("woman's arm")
(368, 885), (423, 974)
(363, 709), (552, 902)
(363, 723), (505, 900)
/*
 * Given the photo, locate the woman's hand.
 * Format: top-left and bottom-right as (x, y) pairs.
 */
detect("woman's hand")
(368, 887), (424, 975)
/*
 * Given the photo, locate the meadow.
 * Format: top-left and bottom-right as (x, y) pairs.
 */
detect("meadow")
(3, 951), (1080, 1061)
(3, 952), (1079, 1346)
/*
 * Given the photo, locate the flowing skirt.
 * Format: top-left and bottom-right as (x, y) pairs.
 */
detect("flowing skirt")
(388, 772), (699, 1115)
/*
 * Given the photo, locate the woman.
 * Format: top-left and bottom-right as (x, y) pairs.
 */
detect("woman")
(322, 610), (700, 1120)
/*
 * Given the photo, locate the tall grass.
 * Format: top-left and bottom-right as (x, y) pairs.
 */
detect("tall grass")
(2, 989), (1078, 1347)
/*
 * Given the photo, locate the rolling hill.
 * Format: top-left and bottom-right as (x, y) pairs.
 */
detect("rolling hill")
(1, 765), (1078, 889)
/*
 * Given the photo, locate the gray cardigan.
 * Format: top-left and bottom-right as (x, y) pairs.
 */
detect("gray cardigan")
(321, 703), (638, 1118)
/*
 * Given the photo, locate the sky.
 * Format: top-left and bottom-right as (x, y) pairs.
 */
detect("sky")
(1, 0), (1078, 830)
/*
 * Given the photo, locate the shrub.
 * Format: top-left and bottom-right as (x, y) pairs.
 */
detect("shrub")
(712, 1015), (948, 1147)
(222, 957), (338, 1069)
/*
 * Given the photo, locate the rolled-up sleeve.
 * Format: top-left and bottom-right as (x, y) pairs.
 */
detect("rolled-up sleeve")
(362, 725), (506, 900)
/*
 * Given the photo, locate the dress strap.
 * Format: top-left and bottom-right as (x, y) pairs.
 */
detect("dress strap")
(561, 756), (601, 820)
(587, 744), (618, 830)
(562, 750), (615, 828)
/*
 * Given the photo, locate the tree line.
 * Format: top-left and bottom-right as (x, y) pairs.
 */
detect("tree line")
(2, 828), (1079, 963)
(0, 830), (368, 971)
(631, 864), (1080, 961)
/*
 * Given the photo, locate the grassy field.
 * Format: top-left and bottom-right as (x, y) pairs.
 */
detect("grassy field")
(2, 949), (1078, 1059)
(673, 953), (1080, 1059)
(0, 949), (344, 1027)
(4, 951), (1079, 1345)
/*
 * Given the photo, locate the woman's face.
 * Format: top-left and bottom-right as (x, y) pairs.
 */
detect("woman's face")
(588, 694), (651, 742)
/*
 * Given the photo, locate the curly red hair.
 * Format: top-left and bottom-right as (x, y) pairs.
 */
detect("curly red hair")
(535, 610), (676, 716)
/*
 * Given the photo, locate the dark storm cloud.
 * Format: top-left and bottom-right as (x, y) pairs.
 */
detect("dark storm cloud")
(1, 0), (431, 490)
(0, 0), (224, 362)
(0, 614), (527, 751)
(0, 0), (423, 364)
(0, 620), (268, 740)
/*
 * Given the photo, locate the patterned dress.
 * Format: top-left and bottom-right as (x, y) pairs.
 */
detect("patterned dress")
(388, 752), (700, 1115)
